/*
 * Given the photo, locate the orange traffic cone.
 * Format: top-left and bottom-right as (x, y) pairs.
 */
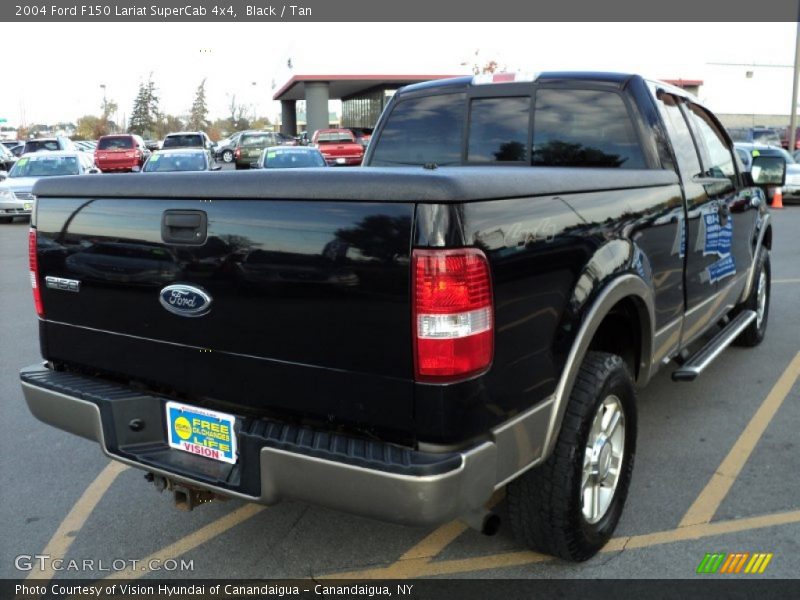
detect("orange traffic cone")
(772, 186), (784, 209)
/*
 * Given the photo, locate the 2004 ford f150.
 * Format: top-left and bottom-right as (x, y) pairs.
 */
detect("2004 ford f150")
(20, 72), (785, 561)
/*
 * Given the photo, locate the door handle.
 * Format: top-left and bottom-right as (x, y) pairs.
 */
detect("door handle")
(162, 210), (207, 244)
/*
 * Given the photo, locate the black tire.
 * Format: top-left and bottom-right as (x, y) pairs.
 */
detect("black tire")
(0, 217), (12, 224)
(222, 150), (234, 163)
(734, 248), (770, 347)
(235, 163), (247, 170)
(507, 351), (637, 561)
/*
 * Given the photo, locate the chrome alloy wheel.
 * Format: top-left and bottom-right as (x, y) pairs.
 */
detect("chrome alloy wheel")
(581, 394), (626, 524)
(756, 268), (767, 329)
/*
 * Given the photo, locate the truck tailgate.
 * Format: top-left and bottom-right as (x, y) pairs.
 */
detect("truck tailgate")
(34, 192), (414, 432)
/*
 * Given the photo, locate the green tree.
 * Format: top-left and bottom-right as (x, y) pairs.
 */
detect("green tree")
(187, 78), (209, 131)
(129, 74), (160, 138)
(76, 115), (106, 140)
(156, 114), (185, 139)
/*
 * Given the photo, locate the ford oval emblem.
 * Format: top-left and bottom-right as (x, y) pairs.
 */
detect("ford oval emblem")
(159, 284), (212, 317)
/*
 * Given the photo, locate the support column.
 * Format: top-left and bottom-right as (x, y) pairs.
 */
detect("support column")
(305, 81), (330, 136)
(280, 100), (297, 136)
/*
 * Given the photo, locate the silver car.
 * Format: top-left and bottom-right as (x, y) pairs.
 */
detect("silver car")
(0, 151), (99, 223)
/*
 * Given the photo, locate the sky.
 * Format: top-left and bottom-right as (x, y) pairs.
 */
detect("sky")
(2, 22), (798, 128)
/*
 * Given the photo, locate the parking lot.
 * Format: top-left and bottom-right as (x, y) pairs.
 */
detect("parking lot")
(1, 207), (799, 581)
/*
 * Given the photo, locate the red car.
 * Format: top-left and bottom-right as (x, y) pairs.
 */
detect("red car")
(311, 129), (364, 166)
(94, 134), (149, 172)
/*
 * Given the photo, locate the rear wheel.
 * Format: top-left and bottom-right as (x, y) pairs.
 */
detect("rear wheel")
(735, 248), (770, 347)
(507, 352), (637, 561)
(222, 150), (234, 163)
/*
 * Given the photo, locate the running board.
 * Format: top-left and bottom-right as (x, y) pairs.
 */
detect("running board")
(671, 310), (756, 382)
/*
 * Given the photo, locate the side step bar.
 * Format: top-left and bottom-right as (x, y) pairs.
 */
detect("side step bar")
(672, 310), (756, 382)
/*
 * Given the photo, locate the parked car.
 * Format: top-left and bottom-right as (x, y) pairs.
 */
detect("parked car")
(141, 148), (221, 172)
(234, 131), (289, 169)
(161, 132), (217, 168)
(144, 140), (160, 152)
(735, 142), (800, 202)
(294, 131), (310, 146)
(21, 72), (782, 563)
(312, 129), (364, 166)
(74, 140), (97, 153)
(94, 134), (150, 173)
(1, 140), (20, 150)
(22, 136), (76, 154)
(349, 127), (374, 149)
(780, 126), (800, 150)
(257, 146), (327, 169)
(213, 132), (246, 163)
(0, 150), (98, 222)
(0, 142), (16, 171)
(161, 131), (214, 151)
(727, 127), (782, 147)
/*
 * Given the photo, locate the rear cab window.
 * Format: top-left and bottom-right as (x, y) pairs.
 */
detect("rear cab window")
(369, 84), (647, 169)
(532, 89), (646, 168)
(369, 93), (466, 166)
(163, 134), (203, 148)
(98, 136), (134, 150)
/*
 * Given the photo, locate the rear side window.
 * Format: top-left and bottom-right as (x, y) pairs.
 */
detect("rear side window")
(532, 89), (646, 168)
(370, 93), (465, 166)
(98, 136), (134, 150)
(685, 103), (736, 189)
(655, 93), (702, 179)
(467, 97), (530, 162)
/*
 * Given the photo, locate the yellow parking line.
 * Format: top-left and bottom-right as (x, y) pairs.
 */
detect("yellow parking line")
(328, 508), (800, 578)
(398, 490), (505, 562)
(102, 503), (265, 580)
(398, 521), (468, 562)
(679, 351), (800, 528)
(27, 461), (128, 582)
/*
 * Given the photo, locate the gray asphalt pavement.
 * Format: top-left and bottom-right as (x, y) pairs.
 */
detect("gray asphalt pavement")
(1, 207), (799, 581)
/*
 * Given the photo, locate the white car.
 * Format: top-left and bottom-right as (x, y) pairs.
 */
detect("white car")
(0, 151), (99, 223)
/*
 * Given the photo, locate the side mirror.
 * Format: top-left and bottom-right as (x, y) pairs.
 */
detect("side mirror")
(751, 155), (786, 186)
(131, 165), (141, 173)
(88, 168), (100, 174)
(0, 170), (8, 181)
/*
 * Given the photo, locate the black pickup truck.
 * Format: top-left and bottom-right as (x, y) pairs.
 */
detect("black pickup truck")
(20, 72), (784, 561)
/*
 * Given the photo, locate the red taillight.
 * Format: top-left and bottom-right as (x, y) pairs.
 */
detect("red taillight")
(28, 228), (44, 317)
(234, 148), (241, 158)
(412, 248), (493, 382)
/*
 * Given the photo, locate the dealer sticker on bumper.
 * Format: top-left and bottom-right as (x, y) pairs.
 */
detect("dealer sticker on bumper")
(165, 401), (237, 464)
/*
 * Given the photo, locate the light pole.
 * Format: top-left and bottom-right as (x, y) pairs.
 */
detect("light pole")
(789, 19), (800, 151)
(251, 81), (258, 123)
(100, 84), (107, 116)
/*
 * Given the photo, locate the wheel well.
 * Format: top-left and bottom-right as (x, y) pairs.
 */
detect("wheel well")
(587, 298), (642, 379)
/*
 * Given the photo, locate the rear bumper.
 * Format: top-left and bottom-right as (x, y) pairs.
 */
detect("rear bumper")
(96, 161), (139, 172)
(20, 364), (500, 526)
(324, 156), (362, 166)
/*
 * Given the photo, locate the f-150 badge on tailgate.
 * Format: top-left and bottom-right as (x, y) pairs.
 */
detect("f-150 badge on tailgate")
(159, 284), (212, 317)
